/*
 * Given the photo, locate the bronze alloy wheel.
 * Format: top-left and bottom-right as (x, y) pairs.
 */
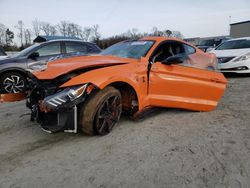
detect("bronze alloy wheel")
(80, 86), (122, 136)
(94, 94), (122, 135)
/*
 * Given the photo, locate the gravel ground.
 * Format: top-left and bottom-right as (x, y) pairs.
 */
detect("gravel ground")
(0, 76), (250, 188)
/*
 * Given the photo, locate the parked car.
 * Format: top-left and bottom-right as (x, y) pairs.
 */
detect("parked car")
(210, 37), (250, 73)
(0, 39), (101, 93)
(197, 37), (231, 52)
(1, 37), (227, 135)
(0, 47), (7, 60)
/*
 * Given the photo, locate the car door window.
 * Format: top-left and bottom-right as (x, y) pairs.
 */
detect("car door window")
(152, 41), (185, 63)
(35, 42), (61, 57)
(184, 44), (196, 54)
(65, 42), (87, 53)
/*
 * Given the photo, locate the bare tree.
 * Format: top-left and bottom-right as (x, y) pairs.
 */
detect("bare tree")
(15, 20), (25, 47)
(0, 23), (7, 45)
(170, 31), (183, 39)
(5, 28), (14, 46)
(127, 28), (139, 39)
(24, 29), (32, 45)
(32, 19), (41, 37)
(152, 26), (161, 36)
(91, 24), (101, 41)
(50, 26), (57, 36)
(150, 27), (182, 38)
(40, 22), (57, 36)
(58, 22), (102, 41)
(58, 21), (83, 38)
(81, 27), (92, 41)
(40, 22), (50, 35)
(67, 22), (82, 38)
(57, 21), (68, 36)
(152, 26), (158, 36)
(67, 22), (75, 37)
(151, 27), (164, 36)
(73, 23), (82, 38)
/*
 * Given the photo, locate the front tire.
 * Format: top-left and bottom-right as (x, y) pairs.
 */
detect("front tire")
(0, 72), (27, 94)
(79, 86), (122, 136)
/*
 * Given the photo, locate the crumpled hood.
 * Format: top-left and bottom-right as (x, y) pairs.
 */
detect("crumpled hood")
(211, 48), (250, 57)
(34, 55), (133, 80)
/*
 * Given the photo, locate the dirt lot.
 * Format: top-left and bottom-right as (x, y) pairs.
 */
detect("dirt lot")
(0, 76), (250, 188)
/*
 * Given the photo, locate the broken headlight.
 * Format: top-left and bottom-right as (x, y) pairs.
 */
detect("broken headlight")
(41, 84), (88, 110)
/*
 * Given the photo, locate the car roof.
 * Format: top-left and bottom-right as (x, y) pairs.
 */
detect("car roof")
(141, 36), (182, 42)
(33, 35), (82, 42)
(35, 39), (97, 45)
(141, 36), (196, 47)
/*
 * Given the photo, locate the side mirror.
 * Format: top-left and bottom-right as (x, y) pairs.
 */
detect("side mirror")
(161, 53), (188, 65)
(28, 52), (39, 59)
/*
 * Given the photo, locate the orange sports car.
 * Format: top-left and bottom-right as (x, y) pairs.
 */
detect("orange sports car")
(1, 37), (227, 135)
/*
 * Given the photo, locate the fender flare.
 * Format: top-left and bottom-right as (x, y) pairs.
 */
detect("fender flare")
(92, 77), (144, 110)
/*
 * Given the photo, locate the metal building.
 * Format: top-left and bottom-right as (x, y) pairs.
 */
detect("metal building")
(230, 20), (250, 38)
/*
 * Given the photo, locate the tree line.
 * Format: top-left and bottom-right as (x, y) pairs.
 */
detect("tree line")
(0, 20), (183, 50)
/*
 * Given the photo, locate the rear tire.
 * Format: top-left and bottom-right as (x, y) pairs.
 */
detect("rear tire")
(79, 86), (122, 136)
(0, 72), (27, 94)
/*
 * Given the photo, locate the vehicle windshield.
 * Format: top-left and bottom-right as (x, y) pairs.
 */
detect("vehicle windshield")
(216, 39), (250, 50)
(11, 43), (40, 58)
(101, 40), (154, 59)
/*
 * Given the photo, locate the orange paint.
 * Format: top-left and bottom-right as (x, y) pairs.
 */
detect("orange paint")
(1, 37), (227, 112)
(0, 93), (26, 102)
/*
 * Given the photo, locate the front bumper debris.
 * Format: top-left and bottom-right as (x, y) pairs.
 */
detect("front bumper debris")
(32, 105), (78, 133)
(28, 84), (93, 134)
(0, 93), (27, 102)
(2, 71), (96, 134)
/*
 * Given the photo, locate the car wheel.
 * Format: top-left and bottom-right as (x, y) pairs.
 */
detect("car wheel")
(0, 72), (27, 94)
(79, 86), (122, 136)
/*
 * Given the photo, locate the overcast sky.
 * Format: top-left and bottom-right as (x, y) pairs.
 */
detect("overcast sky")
(0, 0), (250, 44)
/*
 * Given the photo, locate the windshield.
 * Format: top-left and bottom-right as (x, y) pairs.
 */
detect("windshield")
(101, 40), (154, 59)
(216, 39), (250, 50)
(11, 43), (40, 58)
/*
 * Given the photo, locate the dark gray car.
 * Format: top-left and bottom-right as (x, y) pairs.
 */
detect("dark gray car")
(0, 39), (101, 93)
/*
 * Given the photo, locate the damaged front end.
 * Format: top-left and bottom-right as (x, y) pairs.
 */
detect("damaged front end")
(24, 74), (96, 134)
